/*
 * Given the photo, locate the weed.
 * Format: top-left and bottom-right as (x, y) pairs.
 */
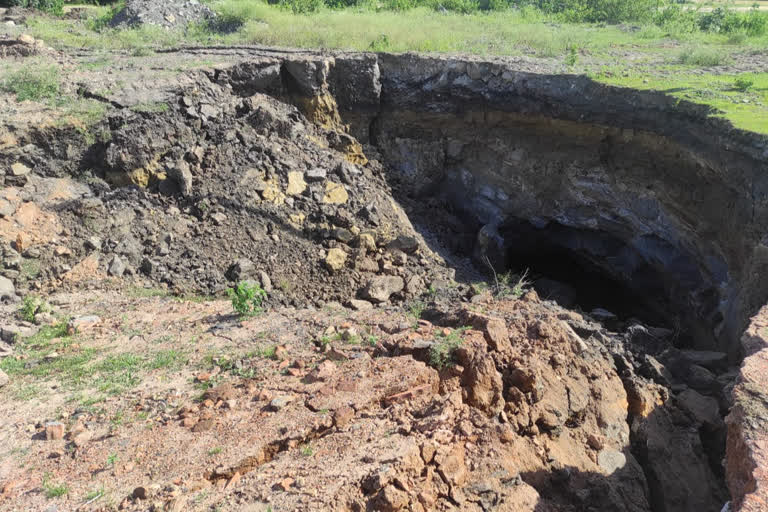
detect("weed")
(407, 300), (426, 321)
(43, 473), (69, 498)
(565, 45), (579, 67)
(208, 446), (223, 456)
(20, 259), (41, 281)
(147, 349), (187, 370)
(677, 48), (731, 67)
(228, 281), (267, 317)
(735, 75), (755, 91)
(428, 327), (467, 370)
(300, 443), (314, 457)
(19, 296), (50, 323)
(367, 334), (379, 346)
(106, 453), (118, 466)
(84, 487), (105, 502)
(2, 65), (61, 102)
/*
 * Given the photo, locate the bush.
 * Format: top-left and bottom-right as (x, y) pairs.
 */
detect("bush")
(699, 6), (767, 36)
(228, 281), (267, 317)
(0, 0), (64, 15)
(521, 0), (660, 23)
(280, 0), (324, 14)
(734, 76), (754, 92)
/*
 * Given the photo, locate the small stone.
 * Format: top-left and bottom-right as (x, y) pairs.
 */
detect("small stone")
(0, 276), (16, 301)
(17, 34), (35, 45)
(276, 477), (294, 491)
(269, 396), (293, 411)
(324, 248), (347, 273)
(322, 181), (348, 204)
(348, 299), (373, 311)
(0, 198), (16, 218)
(286, 171), (307, 196)
(108, 256), (125, 277)
(305, 168), (327, 182)
(333, 406), (354, 428)
(386, 235), (419, 254)
(132, 487), (148, 500)
(10, 162), (30, 177)
(67, 316), (100, 335)
(45, 422), (64, 441)
(597, 449), (626, 473)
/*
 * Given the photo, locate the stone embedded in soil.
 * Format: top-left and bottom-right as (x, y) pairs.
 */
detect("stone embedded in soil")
(0, 276), (15, 300)
(324, 248), (347, 273)
(362, 275), (404, 303)
(45, 422), (64, 441)
(108, 255), (126, 277)
(322, 181), (348, 204)
(10, 162), (30, 176)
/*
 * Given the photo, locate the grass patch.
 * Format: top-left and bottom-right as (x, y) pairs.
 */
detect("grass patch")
(43, 473), (69, 498)
(146, 349), (187, 370)
(1, 65), (60, 102)
(677, 47), (732, 66)
(597, 71), (768, 133)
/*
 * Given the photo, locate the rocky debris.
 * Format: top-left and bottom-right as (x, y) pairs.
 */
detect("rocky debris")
(110, 0), (215, 29)
(324, 247), (347, 273)
(0, 34), (47, 58)
(726, 305), (768, 512)
(0, 368), (8, 387)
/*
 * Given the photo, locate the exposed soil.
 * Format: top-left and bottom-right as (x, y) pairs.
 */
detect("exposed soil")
(0, 25), (765, 512)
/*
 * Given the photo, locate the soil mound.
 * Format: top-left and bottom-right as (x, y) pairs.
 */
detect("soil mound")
(109, 0), (215, 29)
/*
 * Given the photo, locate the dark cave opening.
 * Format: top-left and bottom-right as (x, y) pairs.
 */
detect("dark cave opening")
(497, 219), (684, 335)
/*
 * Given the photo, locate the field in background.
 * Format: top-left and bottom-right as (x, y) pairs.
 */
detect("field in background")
(3, 0), (768, 133)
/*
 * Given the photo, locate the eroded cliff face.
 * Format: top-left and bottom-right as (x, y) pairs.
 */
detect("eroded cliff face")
(213, 53), (768, 356)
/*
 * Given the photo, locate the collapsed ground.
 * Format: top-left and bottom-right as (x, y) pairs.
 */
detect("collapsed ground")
(0, 9), (766, 512)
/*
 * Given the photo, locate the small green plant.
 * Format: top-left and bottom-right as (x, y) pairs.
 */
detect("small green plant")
(84, 488), (104, 502)
(300, 443), (314, 457)
(106, 453), (118, 466)
(428, 328), (467, 370)
(208, 446), (223, 456)
(565, 45), (579, 67)
(734, 76), (755, 92)
(407, 300), (426, 321)
(228, 281), (267, 317)
(2, 65), (61, 102)
(19, 296), (50, 322)
(367, 334), (379, 346)
(43, 473), (69, 498)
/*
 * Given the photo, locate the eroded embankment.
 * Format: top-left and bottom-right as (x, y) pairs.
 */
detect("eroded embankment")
(0, 50), (766, 512)
(204, 52), (768, 356)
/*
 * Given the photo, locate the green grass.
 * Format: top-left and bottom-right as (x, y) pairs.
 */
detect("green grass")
(597, 71), (768, 133)
(677, 47), (732, 66)
(43, 473), (69, 498)
(1, 64), (60, 102)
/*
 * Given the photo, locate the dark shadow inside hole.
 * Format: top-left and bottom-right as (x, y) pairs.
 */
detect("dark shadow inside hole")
(499, 219), (675, 332)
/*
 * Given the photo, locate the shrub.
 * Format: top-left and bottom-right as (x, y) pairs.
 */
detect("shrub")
(734, 76), (754, 92)
(280, 0), (323, 14)
(0, 0), (63, 15)
(699, 6), (767, 36)
(428, 328), (466, 369)
(2, 65), (60, 102)
(521, 0), (659, 23)
(228, 281), (267, 317)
